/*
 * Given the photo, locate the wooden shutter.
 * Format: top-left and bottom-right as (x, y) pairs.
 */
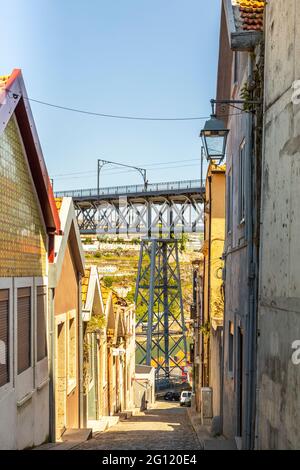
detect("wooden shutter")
(17, 287), (31, 375)
(37, 286), (47, 362)
(0, 289), (9, 387)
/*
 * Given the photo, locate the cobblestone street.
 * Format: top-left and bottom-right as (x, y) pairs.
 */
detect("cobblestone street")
(76, 401), (201, 451)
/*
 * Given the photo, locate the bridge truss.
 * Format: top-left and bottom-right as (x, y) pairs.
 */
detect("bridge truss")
(56, 179), (205, 388)
(55, 179), (205, 236)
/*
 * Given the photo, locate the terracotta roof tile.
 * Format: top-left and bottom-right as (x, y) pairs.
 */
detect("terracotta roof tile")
(233, 0), (265, 32)
(82, 267), (91, 305)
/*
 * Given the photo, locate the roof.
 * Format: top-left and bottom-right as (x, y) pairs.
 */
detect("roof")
(0, 70), (60, 235)
(48, 197), (85, 287)
(81, 265), (105, 322)
(223, 0), (265, 51)
(232, 1), (264, 32)
(82, 267), (91, 305)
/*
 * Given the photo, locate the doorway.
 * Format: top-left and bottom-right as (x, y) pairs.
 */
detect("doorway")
(236, 327), (244, 438)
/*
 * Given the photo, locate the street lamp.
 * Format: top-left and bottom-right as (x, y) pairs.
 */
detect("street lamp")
(200, 97), (262, 163)
(200, 102), (229, 163)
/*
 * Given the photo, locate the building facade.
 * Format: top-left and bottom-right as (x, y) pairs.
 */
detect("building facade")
(82, 265), (109, 423)
(216, 1), (264, 449)
(0, 70), (60, 449)
(193, 163), (226, 427)
(48, 197), (85, 441)
(255, 0), (300, 449)
(104, 288), (135, 416)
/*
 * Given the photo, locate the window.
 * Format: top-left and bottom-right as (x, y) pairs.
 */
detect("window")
(37, 286), (47, 362)
(233, 52), (239, 85)
(17, 287), (31, 374)
(239, 140), (246, 224)
(228, 321), (234, 374)
(0, 290), (9, 387)
(67, 314), (76, 392)
(227, 171), (232, 233)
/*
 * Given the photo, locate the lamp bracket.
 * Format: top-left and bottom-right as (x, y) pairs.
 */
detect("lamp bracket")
(210, 99), (262, 114)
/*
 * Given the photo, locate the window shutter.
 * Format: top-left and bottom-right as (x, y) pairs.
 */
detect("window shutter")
(17, 287), (31, 375)
(37, 286), (47, 362)
(0, 289), (9, 387)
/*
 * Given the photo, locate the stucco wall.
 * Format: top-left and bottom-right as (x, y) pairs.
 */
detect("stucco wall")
(256, 0), (300, 449)
(221, 47), (252, 441)
(54, 241), (79, 431)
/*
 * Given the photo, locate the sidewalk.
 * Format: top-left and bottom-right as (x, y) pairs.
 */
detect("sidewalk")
(187, 406), (237, 450)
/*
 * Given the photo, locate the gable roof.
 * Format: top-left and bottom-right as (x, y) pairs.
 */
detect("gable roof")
(0, 70), (60, 235)
(82, 265), (105, 322)
(223, 0), (265, 51)
(49, 197), (85, 287)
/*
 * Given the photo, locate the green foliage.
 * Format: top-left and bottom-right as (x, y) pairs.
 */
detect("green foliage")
(86, 314), (106, 334)
(103, 276), (114, 288)
(200, 321), (211, 337)
(179, 234), (189, 252)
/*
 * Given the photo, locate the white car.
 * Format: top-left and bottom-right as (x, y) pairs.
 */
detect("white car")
(180, 391), (192, 407)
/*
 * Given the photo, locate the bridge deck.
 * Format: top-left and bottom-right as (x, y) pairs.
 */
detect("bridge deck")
(55, 179), (204, 202)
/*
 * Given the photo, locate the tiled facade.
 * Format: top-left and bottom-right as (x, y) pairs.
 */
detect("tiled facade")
(0, 116), (47, 277)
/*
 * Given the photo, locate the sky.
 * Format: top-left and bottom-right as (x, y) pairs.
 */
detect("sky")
(1, 0), (221, 191)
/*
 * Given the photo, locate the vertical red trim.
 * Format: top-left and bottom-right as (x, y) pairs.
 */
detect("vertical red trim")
(48, 234), (55, 263)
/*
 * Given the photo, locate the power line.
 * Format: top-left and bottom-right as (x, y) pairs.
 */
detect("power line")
(9, 90), (244, 122)
(51, 158), (201, 178)
(53, 162), (202, 181)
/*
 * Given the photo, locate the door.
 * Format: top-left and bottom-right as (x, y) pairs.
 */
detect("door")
(56, 321), (67, 439)
(236, 327), (244, 438)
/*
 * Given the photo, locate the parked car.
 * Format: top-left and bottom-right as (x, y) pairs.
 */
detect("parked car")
(180, 391), (192, 407)
(164, 392), (180, 401)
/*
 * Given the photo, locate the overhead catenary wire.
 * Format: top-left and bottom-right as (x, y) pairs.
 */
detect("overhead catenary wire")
(53, 162), (205, 181)
(51, 158), (202, 178)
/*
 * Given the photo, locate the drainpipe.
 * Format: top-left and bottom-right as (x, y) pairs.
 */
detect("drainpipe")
(245, 53), (258, 450)
(49, 287), (56, 442)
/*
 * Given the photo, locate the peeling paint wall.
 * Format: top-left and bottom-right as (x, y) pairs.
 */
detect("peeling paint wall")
(256, 0), (300, 450)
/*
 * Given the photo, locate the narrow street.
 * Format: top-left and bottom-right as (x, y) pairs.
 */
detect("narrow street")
(76, 401), (201, 451)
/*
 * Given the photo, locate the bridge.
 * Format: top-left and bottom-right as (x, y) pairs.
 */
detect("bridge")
(55, 179), (205, 236)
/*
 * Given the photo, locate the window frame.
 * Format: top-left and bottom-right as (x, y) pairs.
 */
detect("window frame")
(226, 168), (233, 235)
(67, 309), (77, 395)
(35, 277), (48, 389)
(228, 320), (234, 378)
(238, 139), (246, 225)
(14, 277), (34, 402)
(0, 279), (13, 398)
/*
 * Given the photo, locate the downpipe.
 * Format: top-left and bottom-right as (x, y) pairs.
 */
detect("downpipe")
(244, 53), (258, 450)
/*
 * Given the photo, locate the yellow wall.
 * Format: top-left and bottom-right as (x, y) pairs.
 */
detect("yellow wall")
(208, 169), (226, 329)
(0, 116), (47, 277)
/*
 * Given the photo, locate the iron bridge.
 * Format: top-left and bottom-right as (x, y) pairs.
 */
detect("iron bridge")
(55, 179), (205, 236)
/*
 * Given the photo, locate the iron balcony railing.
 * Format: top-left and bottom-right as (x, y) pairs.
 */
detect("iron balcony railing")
(55, 179), (203, 199)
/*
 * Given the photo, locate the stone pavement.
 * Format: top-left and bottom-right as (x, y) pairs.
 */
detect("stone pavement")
(187, 405), (237, 450)
(75, 401), (202, 450)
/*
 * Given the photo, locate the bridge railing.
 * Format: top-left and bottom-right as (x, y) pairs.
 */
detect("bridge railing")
(55, 179), (203, 199)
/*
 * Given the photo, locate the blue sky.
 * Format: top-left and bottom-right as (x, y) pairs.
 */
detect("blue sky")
(1, 0), (221, 191)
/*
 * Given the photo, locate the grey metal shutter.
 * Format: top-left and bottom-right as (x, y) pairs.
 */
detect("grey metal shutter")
(0, 289), (9, 386)
(17, 287), (31, 374)
(37, 286), (47, 362)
